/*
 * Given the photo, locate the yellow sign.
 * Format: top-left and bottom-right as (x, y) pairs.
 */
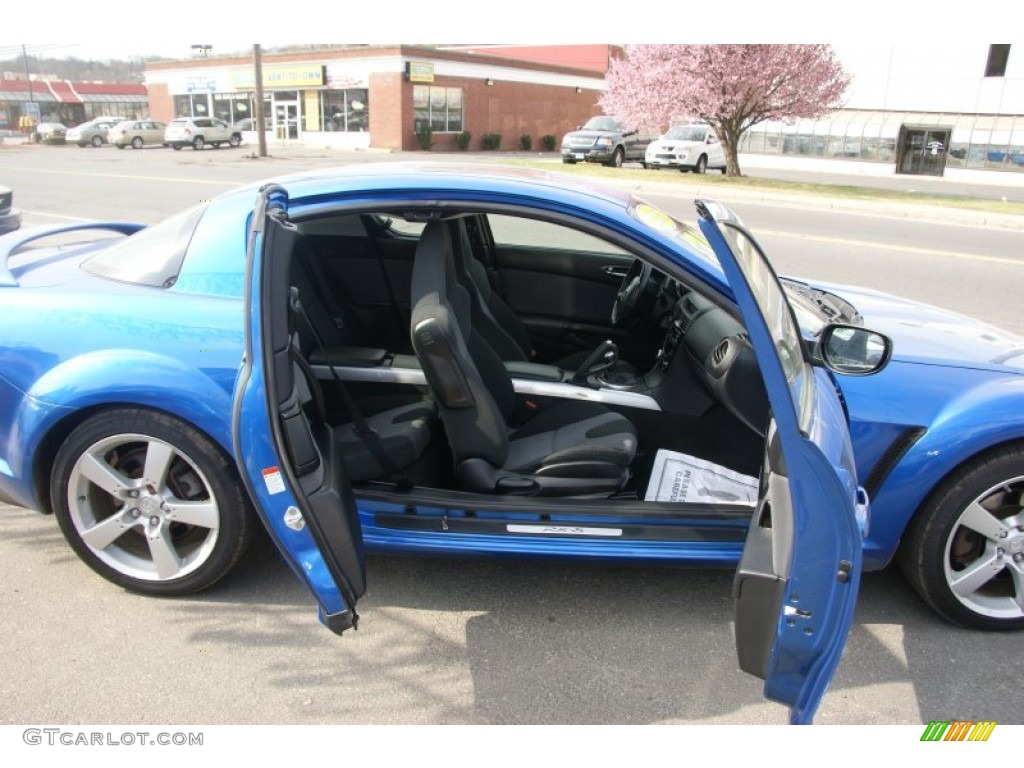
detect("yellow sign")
(407, 61), (435, 83)
(231, 65), (325, 90)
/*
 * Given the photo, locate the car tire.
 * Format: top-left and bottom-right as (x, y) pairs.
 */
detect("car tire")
(116, 144), (124, 149)
(606, 147), (624, 168)
(562, 159), (576, 164)
(92, 135), (104, 147)
(898, 443), (1024, 630)
(694, 155), (708, 174)
(172, 144), (182, 151)
(192, 136), (205, 150)
(51, 408), (254, 596)
(641, 162), (648, 169)
(229, 133), (241, 148)
(131, 137), (143, 149)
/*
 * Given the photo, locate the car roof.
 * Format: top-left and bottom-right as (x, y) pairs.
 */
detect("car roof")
(239, 162), (635, 212)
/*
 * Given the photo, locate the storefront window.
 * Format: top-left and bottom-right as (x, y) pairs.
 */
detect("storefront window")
(84, 102), (141, 120)
(319, 89), (368, 132)
(212, 94), (251, 125)
(413, 85), (463, 133)
(174, 94), (211, 118)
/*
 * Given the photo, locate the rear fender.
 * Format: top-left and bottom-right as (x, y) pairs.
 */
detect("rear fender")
(6, 350), (235, 510)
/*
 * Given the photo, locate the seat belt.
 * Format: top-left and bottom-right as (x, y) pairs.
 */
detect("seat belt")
(301, 244), (349, 336)
(289, 287), (413, 489)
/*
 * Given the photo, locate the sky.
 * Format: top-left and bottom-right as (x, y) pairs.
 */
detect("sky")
(3, 2), (998, 66)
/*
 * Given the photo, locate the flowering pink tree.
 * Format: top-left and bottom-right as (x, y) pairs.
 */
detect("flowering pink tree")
(601, 45), (850, 176)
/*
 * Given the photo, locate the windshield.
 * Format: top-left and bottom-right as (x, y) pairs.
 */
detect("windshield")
(82, 205), (206, 287)
(665, 125), (708, 141)
(781, 279), (862, 334)
(582, 116), (624, 132)
(628, 200), (721, 272)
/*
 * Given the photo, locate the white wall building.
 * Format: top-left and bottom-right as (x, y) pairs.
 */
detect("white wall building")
(740, 44), (1023, 177)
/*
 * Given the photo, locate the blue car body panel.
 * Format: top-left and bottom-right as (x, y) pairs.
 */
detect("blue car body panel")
(0, 162), (1022, 584)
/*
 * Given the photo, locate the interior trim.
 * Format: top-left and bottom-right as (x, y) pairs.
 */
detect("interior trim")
(313, 365), (663, 411)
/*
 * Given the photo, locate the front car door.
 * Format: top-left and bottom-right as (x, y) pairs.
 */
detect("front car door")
(696, 200), (866, 724)
(232, 184), (366, 634)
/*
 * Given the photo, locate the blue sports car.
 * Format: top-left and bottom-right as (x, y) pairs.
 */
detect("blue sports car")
(1, 164), (1022, 723)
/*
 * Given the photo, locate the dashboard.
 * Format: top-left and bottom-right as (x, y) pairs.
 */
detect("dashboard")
(655, 286), (770, 435)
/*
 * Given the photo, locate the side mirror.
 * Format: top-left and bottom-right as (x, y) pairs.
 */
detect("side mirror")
(817, 324), (892, 376)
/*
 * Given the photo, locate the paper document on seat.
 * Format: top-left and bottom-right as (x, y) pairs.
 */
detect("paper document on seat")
(644, 449), (758, 505)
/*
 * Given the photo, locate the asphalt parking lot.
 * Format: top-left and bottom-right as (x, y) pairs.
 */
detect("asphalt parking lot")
(0, 141), (1022, 729)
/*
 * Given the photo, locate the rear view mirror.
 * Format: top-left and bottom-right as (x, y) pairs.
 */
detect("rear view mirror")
(818, 324), (892, 375)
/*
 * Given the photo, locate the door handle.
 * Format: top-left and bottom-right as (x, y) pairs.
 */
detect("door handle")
(603, 265), (629, 279)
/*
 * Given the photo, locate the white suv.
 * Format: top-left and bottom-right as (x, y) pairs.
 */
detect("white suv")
(164, 117), (242, 150)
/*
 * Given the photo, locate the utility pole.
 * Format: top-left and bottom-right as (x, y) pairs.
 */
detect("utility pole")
(253, 44), (267, 158)
(21, 44), (36, 119)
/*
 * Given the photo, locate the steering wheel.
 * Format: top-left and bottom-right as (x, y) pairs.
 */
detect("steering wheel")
(611, 259), (656, 326)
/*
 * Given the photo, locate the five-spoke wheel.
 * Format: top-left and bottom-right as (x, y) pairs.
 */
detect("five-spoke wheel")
(52, 409), (252, 595)
(900, 445), (1024, 630)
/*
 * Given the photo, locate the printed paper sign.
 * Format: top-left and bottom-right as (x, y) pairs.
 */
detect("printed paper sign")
(644, 450), (758, 505)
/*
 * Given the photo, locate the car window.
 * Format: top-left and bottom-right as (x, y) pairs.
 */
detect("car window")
(81, 205), (206, 288)
(666, 125), (709, 142)
(582, 116), (623, 132)
(717, 223), (814, 430)
(488, 214), (630, 256)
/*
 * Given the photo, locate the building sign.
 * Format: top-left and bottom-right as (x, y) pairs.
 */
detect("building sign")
(185, 74), (217, 93)
(230, 65), (326, 90)
(406, 61), (435, 83)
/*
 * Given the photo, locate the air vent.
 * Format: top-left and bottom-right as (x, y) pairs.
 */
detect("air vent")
(711, 338), (730, 366)
(678, 313), (695, 334)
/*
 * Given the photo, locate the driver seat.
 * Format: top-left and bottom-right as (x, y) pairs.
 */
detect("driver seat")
(448, 219), (636, 375)
(411, 220), (638, 496)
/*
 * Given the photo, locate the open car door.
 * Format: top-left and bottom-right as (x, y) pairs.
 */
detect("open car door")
(231, 184), (366, 635)
(697, 200), (868, 725)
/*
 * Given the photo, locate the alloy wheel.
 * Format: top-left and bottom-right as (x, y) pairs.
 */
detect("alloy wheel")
(65, 433), (221, 582)
(943, 475), (1024, 620)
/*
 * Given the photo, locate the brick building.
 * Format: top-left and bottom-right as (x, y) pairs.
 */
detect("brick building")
(144, 45), (611, 151)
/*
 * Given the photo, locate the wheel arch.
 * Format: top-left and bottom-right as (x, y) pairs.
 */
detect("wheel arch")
(864, 413), (1024, 569)
(15, 350), (237, 513)
(33, 401), (237, 517)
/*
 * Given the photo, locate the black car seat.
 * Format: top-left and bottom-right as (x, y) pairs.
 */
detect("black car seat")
(288, 243), (437, 486)
(410, 220), (637, 496)
(448, 219), (636, 375)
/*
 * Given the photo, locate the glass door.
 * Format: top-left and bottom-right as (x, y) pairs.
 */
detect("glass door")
(897, 126), (950, 176)
(274, 102), (300, 141)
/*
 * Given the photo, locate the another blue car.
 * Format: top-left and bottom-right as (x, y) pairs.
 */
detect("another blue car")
(1, 164), (1022, 722)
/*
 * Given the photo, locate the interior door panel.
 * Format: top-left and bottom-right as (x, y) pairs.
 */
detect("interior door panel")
(492, 245), (634, 357)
